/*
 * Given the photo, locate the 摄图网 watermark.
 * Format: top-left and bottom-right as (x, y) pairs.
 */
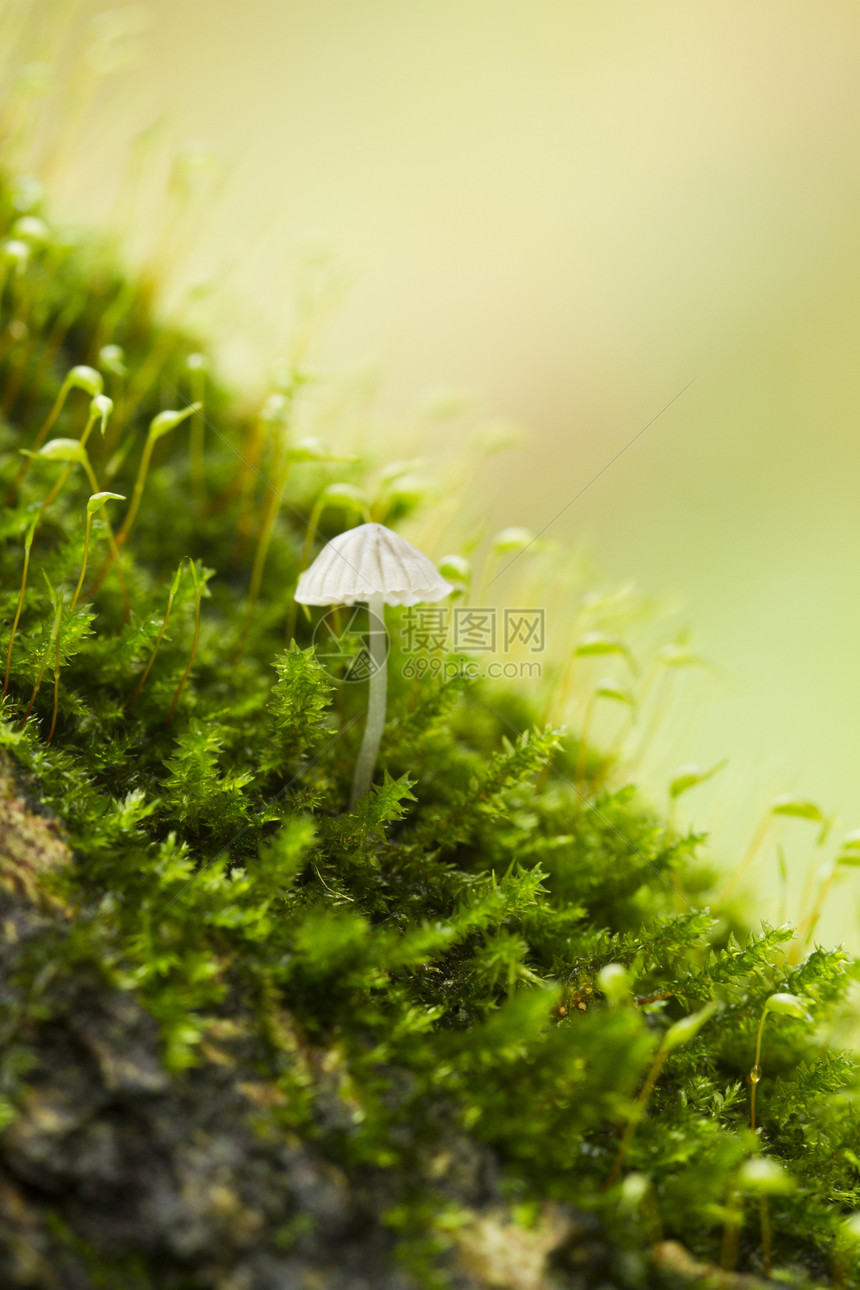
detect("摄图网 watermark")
(311, 605), (545, 682)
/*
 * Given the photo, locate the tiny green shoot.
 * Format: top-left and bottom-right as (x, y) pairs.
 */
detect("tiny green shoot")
(575, 678), (636, 784)
(241, 430), (346, 656)
(715, 794), (827, 911)
(167, 558), (205, 724)
(28, 436), (129, 618)
(125, 559), (184, 711)
(19, 571), (63, 730)
(750, 992), (812, 1135)
(70, 491), (125, 612)
(746, 996), (809, 1278)
(555, 631), (638, 722)
(117, 403), (202, 548)
(37, 393), (112, 512)
(8, 362), (103, 499)
(44, 578), (63, 745)
(436, 553), (472, 600)
(727, 1157), (796, 1278)
(607, 1001), (716, 1187)
(2, 513), (38, 697)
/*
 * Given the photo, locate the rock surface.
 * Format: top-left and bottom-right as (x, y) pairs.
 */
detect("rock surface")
(0, 752), (611, 1290)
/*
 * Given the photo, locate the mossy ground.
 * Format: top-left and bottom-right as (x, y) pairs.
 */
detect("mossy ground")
(1, 169), (860, 1289)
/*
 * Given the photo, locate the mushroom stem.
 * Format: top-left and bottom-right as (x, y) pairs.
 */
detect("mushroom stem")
(351, 591), (387, 807)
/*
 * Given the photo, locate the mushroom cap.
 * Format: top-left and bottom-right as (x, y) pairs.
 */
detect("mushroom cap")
(295, 522), (454, 607)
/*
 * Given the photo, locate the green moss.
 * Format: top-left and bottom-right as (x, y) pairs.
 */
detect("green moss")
(1, 168), (859, 1289)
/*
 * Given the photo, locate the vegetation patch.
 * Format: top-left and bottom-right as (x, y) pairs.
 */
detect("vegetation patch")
(1, 168), (860, 1289)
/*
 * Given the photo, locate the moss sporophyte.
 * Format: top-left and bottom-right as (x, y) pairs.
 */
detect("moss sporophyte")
(3, 155), (860, 1289)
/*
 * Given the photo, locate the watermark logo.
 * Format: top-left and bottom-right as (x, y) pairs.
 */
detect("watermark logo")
(452, 607), (497, 652)
(311, 605), (545, 682)
(311, 605), (389, 682)
(503, 609), (546, 653)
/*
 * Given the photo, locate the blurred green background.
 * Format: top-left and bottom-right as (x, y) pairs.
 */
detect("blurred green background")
(8, 0), (860, 944)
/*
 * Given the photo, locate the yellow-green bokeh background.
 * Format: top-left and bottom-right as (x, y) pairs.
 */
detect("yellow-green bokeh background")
(10, 1), (860, 944)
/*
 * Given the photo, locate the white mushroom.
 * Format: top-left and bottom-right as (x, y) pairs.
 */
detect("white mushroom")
(295, 522), (453, 807)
